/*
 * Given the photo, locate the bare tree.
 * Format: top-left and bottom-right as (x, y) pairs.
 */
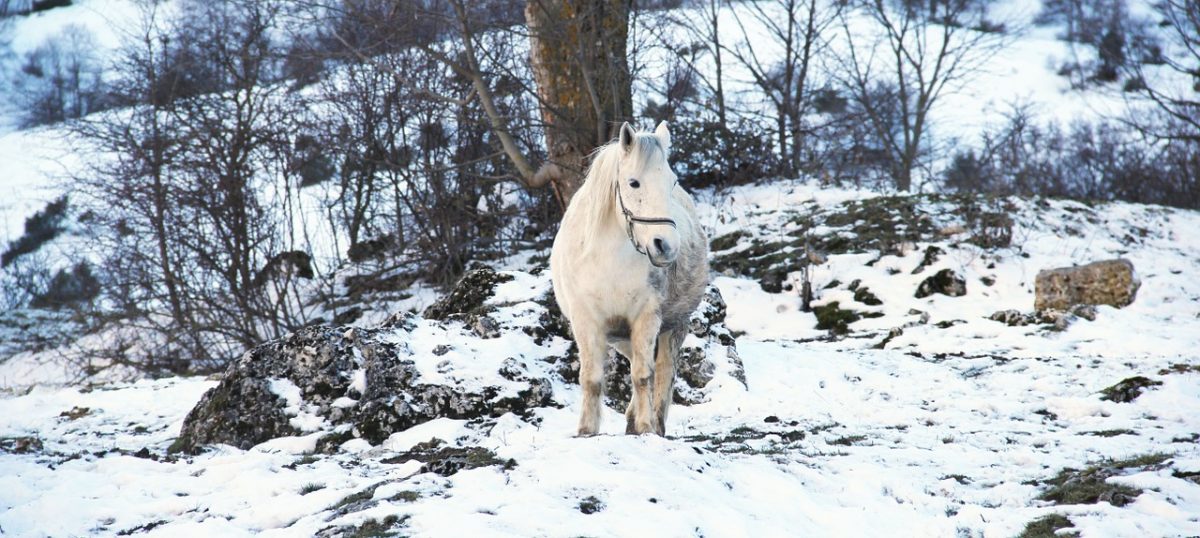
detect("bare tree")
(1123, 0), (1200, 143)
(525, 0), (634, 205)
(834, 0), (1009, 191)
(727, 0), (840, 176)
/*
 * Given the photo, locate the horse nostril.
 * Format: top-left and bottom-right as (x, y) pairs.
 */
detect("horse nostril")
(653, 237), (669, 255)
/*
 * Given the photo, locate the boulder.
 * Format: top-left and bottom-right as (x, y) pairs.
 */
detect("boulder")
(1035, 259), (1139, 311)
(171, 322), (556, 454)
(915, 269), (967, 298)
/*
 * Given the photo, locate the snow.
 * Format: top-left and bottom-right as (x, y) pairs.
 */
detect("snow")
(2, 0), (1199, 536)
(1, 179), (1198, 536)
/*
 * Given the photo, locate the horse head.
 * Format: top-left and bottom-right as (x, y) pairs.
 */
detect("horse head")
(614, 121), (679, 267)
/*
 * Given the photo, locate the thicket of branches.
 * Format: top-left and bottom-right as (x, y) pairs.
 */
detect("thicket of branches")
(2, 0), (1198, 373)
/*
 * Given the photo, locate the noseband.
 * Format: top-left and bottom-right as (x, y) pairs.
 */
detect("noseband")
(615, 182), (677, 267)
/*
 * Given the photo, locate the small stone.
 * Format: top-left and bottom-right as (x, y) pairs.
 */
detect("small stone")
(764, 415), (780, 423)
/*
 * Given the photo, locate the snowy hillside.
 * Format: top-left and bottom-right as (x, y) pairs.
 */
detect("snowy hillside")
(2, 182), (1199, 537)
(2, 0), (1199, 536)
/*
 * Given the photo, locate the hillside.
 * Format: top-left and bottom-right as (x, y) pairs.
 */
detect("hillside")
(1, 183), (1198, 537)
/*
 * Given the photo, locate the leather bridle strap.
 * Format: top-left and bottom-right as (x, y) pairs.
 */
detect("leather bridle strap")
(615, 183), (677, 259)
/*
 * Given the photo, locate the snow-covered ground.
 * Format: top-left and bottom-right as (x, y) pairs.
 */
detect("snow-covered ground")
(2, 1), (1199, 536)
(2, 181), (1198, 537)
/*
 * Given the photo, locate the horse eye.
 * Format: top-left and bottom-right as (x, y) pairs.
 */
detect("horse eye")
(629, 179), (640, 189)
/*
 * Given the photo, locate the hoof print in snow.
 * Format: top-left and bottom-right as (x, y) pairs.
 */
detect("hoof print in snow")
(1035, 259), (1139, 311)
(915, 269), (966, 298)
(1099, 376), (1163, 403)
(577, 496), (605, 514)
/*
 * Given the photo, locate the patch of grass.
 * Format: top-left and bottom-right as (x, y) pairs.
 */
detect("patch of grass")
(58, 406), (91, 420)
(1159, 363), (1200, 375)
(333, 514), (408, 538)
(299, 483), (325, 495)
(578, 495), (605, 514)
(812, 302), (882, 335)
(1084, 429), (1136, 437)
(1099, 376), (1163, 403)
(333, 485), (380, 511)
(116, 519), (167, 536)
(1037, 453), (1170, 508)
(852, 287), (883, 306)
(381, 446), (515, 477)
(709, 230), (748, 252)
(829, 434), (868, 446)
(389, 491), (421, 502)
(1017, 514), (1076, 538)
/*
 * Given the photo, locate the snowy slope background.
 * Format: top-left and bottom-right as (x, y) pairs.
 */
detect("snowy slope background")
(1, 0), (1199, 537)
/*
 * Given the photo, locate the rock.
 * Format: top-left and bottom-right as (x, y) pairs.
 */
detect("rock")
(911, 245), (944, 275)
(1035, 259), (1139, 312)
(172, 271), (559, 454)
(423, 266), (513, 321)
(915, 269), (966, 298)
(989, 304), (1100, 330)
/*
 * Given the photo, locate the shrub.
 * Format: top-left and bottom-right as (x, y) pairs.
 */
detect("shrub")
(2, 196), (69, 268)
(30, 262), (100, 309)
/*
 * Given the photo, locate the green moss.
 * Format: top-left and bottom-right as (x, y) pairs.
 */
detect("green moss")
(1099, 376), (1163, 403)
(852, 287), (882, 306)
(577, 496), (605, 514)
(813, 302), (860, 335)
(1085, 429), (1136, 437)
(336, 514), (408, 538)
(709, 230), (748, 252)
(1037, 454), (1169, 507)
(1017, 514), (1076, 538)
(829, 434), (868, 446)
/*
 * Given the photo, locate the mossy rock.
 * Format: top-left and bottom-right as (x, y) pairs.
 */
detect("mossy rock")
(1099, 376), (1162, 403)
(812, 301), (880, 335)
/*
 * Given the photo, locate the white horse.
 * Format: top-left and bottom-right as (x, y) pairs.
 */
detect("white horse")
(550, 122), (709, 436)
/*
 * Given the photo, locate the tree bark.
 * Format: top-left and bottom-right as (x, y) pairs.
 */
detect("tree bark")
(525, 0), (633, 207)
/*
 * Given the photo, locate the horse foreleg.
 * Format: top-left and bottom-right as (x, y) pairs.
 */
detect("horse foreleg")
(576, 324), (608, 437)
(627, 310), (662, 435)
(652, 329), (684, 435)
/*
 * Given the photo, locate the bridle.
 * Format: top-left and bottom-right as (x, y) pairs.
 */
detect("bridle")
(614, 181), (678, 267)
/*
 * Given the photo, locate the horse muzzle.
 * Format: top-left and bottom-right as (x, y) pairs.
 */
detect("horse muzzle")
(647, 236), (677, 267)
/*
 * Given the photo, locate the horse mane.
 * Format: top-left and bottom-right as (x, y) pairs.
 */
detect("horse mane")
(572, 132), (666, 247)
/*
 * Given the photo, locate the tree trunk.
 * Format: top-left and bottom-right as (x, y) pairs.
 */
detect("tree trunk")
(525, 0), (633, 207)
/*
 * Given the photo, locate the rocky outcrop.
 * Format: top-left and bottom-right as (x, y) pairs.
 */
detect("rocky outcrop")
(1035, 259), (1139, 311)
(171, 321), (556, 454)
(173, 267), (744, 453)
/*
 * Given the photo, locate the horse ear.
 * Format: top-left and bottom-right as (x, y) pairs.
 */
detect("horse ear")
(619, 122), (635, 154)
(654, 121), (671, 155)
